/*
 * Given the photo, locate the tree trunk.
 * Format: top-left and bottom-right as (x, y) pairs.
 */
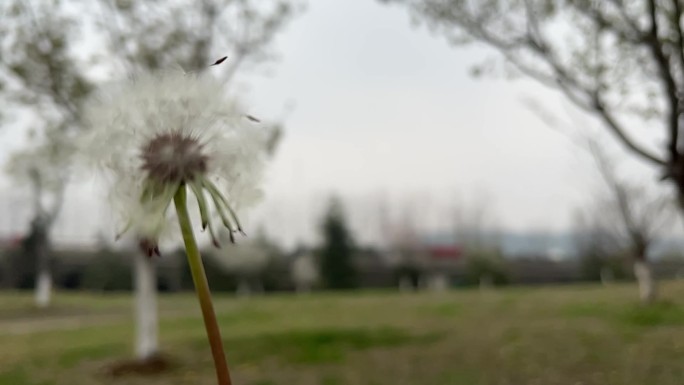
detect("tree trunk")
(134, 254), (158, 360)
(429, 272), (449, 292)
(633, 260), (656, 305)
(33, 223), (52, 309)
(35, 267), (52, 308)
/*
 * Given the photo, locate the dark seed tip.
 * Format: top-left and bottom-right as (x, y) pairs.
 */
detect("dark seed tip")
(210, 56), (228, 66)
(245, 114), (261, 123)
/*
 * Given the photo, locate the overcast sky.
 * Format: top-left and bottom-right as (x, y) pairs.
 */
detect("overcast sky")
(0, 0), (665, 249)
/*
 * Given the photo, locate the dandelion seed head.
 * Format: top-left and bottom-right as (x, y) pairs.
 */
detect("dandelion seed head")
(81, 69), (268, 249)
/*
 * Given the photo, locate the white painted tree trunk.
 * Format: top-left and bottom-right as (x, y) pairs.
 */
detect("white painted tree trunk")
(634, 260), (656, 304)
(429, 273), (449, 292)
(34, 229), (52, 309)
(134, 254), (158, 360)
(35, 269), (52, 308)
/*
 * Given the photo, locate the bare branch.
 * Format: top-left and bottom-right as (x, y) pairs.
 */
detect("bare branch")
(646, 0), (680, 163)
(593, 95), (666, 165)
(586, 138), (674, 255)
(670, 0), (684, 77)
(390, 0), (668, 166)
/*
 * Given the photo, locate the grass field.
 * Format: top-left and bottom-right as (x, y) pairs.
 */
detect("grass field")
(3, 282), (684, 385)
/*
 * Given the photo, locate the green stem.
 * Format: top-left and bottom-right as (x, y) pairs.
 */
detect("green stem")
(174, 184), (232, 385)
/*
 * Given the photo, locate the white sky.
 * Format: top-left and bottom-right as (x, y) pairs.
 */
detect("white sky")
(0, 0), (666, 249)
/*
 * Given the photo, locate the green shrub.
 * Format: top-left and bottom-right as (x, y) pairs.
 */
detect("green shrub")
(463, 248), (509, 286)
(81, 251), (132, 291)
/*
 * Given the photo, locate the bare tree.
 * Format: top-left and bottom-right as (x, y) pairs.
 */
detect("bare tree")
(572, 204), (624, 285)
(5, 132), (73, 307)
(211, 235), (273, 297)
(452, 193), (500, 252)
(452, 195), (505, 289)
(94, 0), (301, 79)
(0, 1), (92, 308)
(381, 1), (684, 216)
(387, 199), (425, 291)
(587, 141), (674, 303)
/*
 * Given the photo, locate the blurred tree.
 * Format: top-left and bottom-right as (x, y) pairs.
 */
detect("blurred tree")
(573, 207), (627, 285)
(319, 198), (358, 290)
(178, 248), (239, 292)
(452, 193), (501, 251)
(452, 196), (505, 288)
(385, 199), (425, 291)
(82, 249), (133, 292)
(584, 142), (674, 303)
(0, 1), (93, 308)
(210, 229), (276, 296)
(97, 0), (301, 81)
(463, 248), (509, 288)
(381, 1), (684, 225)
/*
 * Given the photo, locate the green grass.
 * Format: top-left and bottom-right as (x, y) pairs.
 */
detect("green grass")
(4, 282), (684, 384)
(219, 326), (440, 364)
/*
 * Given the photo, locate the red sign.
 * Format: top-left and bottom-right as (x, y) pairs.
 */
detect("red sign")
(428, 246), (462, 260)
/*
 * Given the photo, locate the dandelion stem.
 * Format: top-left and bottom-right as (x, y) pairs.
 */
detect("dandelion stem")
(173, 184), (232, 385)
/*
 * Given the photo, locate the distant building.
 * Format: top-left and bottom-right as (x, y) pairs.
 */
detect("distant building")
(391, 238), (464, 291)
(424, 245), (462, 291)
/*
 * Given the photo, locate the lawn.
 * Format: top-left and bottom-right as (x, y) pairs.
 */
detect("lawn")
(3, 282), (684, 385)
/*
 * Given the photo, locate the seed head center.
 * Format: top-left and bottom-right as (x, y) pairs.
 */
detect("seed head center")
(140, 132), (208, 184)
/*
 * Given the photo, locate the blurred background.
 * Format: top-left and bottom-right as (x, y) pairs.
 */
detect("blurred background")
(3, 1), (684, 385)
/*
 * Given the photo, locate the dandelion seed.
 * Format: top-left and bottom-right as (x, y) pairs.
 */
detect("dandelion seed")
(210, 56), (228, 66)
